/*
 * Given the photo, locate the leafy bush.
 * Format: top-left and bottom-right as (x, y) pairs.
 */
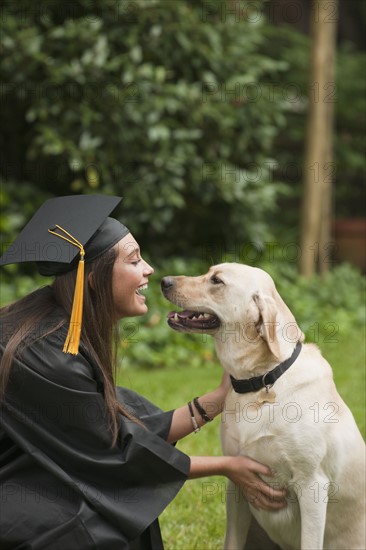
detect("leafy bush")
(259, 260), (365, 344)
(0, 0), (290, 258)
(0, 179), (51, 264)
(1, 1), (364, 267)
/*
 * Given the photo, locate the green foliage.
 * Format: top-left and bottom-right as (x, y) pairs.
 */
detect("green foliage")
(259, 259), (366, 343)
(1, 1), (364, 257)
(0, 0), (290, 257)
(260, 23), (366, 225)
(334, 44), (366, 216)
(0, 179), (50, 253)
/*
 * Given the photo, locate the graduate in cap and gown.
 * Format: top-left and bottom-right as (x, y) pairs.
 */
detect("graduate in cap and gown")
(0, 196), (286, 549)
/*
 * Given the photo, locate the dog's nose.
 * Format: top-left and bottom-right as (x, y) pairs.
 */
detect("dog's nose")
(161, 276), (175, 290)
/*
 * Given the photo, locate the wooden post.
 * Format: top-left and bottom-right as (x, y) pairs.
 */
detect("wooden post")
(299, 0), (338, 277)
(318, 0), (338, 275)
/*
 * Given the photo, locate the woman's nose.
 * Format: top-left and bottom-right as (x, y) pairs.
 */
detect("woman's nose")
(144, 261), (154, 275)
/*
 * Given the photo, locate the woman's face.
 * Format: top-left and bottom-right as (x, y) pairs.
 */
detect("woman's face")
(111, 233), (154, 319)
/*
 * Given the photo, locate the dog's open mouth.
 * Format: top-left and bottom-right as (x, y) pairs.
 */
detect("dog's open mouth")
(167, 310), (220, 332)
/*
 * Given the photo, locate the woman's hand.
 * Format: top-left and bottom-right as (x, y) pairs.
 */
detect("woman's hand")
(189, 455), (287, 512)
(223, 455), (287, 511)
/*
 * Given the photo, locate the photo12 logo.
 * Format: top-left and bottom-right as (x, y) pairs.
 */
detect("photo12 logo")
(201, 1), (338, 25)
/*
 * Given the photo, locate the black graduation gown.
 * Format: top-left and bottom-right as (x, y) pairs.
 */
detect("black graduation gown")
(0, 318), (190, 549)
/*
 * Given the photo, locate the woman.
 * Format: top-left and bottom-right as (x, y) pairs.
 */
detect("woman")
(0, 195), (285, 549)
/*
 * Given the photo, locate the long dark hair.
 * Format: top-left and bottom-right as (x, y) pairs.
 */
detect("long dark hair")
(0, 246), (142, 445)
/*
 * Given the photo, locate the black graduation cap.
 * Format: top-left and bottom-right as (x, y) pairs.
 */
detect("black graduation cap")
(0, 194), (130, 354)
(0, 194), (129, 274)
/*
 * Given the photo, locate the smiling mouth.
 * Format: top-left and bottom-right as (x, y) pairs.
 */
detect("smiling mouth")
(167, 310), (220, 331)
(136, 283), (148, 296)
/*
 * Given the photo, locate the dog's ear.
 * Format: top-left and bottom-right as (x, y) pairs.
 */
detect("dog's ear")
(252, 291), (281, 360)
(252, 289), (305, 359)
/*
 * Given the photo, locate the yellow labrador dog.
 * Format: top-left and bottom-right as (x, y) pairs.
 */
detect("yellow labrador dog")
(161, 263), (365, 550)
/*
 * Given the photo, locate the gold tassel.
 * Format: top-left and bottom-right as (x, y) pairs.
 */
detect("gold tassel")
(63, 252), (85, 354)
(48, 225), (86, 355)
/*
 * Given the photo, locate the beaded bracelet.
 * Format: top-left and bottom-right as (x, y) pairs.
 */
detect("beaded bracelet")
(188, 401), (200, 433)
(193, 396), (213, 423)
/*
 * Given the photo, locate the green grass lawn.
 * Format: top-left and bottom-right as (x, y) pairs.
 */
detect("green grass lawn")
(118, 329), (365, 550)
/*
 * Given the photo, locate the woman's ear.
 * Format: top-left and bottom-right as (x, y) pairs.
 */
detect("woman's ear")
(88, 272), (95, 290)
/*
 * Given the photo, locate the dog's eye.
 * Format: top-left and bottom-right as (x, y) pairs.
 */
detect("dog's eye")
(210, 275), (223, 285)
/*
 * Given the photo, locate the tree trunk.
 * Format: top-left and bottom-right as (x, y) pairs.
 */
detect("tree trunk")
(299, 0), (338, 277)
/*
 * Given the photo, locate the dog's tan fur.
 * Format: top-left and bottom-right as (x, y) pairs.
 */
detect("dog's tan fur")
(163, 263), (365, 550)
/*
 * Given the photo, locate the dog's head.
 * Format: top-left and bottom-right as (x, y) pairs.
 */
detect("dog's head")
(161, 262), (304, 362)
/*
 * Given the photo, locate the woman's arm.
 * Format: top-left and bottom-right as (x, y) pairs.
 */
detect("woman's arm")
(189, 456), (287, 511)
(167, 372), (230, 443)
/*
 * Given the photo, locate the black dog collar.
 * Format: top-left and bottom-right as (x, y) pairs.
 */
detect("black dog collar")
(230, 342), (302, 394)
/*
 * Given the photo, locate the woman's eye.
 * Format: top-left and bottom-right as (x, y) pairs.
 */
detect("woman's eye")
(210, 275), (223, 285)
(132, 259), (142, 265)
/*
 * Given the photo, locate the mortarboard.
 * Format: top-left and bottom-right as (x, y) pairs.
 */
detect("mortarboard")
(0, 195), (130, 354)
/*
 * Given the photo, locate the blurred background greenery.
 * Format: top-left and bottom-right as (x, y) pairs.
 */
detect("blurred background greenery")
(1, 0), (365, 356)
(1, 0), (365, 253)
